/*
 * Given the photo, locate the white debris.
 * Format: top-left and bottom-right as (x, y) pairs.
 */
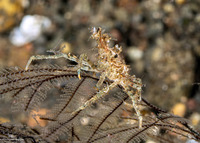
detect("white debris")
(127, 47), (144, 60)
(9, 15), (52, 46)
(186, 139), (199, 143)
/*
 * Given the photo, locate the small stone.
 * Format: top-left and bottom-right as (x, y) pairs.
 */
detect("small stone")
(176, 0), (185, 5)
(127, 47), (143, 60)
(60, 42), (71, 53)
(163, 3), (175, 13)
(171, 103), (186, 117)
(190, 112), (200, 126)
(151, 47), (163, 62)
(0, 0), (24, 32)
(80, 117), (90, 125)
(9, 15), (52, 46)
(170, 72), (179, 81)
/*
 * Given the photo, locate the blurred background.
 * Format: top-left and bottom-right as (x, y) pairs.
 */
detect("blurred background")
(0, 0), (199, 130)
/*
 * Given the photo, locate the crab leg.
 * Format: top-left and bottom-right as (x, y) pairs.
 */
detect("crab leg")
(72, 82), (117, 115)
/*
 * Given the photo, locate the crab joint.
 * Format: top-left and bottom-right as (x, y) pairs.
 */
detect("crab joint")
(77, 69), (81, 79)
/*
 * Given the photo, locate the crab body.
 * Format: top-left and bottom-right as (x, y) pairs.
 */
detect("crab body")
(93, 28), (142, 99)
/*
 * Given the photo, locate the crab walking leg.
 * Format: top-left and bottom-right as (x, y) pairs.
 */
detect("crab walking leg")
(132, 97), (142, 129)
(25, 53), (97, 78)
(25, 53), (79, 70)
(72, 82), (118, 115)
(126, 90), (142, 129)
(131, 78), (142, 102)
(96, 72), (107, 89)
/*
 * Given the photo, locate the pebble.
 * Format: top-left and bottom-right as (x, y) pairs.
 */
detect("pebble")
(190, 112), (200, 126)
(127, 47), (143, 60)
(9, 15), (52, 46)
(176, 0), (185, 5)
(163, 3), (175, 13)
(0, 0), (25, 32)
(171, 103), (186, 117)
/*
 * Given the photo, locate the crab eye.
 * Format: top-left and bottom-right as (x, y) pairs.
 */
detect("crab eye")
(97, 27), (101, 33)
(114, 54), (118, 58)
